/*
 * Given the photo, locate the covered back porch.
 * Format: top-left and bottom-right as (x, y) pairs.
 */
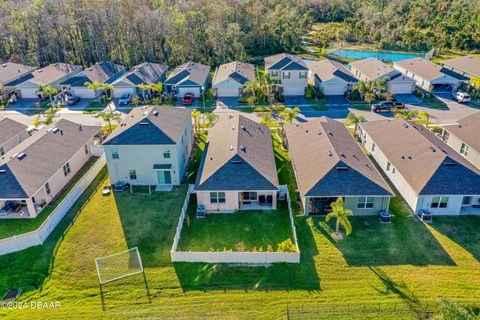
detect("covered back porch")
(238, 191), (277, 210)
(0, 198), (38, 219)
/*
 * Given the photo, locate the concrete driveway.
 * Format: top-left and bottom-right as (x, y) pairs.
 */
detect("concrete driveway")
(284, 95), (308, 106)
(326, 95), (350, 106)
(395, 94), (423, 106)
(217, 97), (240, 108)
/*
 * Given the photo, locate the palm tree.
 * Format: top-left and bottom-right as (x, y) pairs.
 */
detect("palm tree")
(97, 109), (121, 133)
(39, 85), (59, 112)
(150, 83), (163, 96)
(374, 76), (390, 92)
(191, 108), (201, 133)
(395, 110), (418, 121)
(353, 80), (371, 100)
(259, 111), (273, 125)
(279, 107), (300, 124)
(138, 83), (151, 99)
(243, 78), (260, 99)
(325, 197), (353, 240)
(259, 71), (275, 103)
(84, 81), (101, 101)
(418, 111), (430, 127)
(346, 112), (366, 131)
(100, 83), (114, 101)
(363, 92), (376, 104)
(205, 111), (219, 128)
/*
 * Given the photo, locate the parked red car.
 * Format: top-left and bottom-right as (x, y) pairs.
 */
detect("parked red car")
(182, 93), (194, 105)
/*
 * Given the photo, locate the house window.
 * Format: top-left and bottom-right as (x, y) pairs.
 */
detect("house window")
(0, 146), (4, 156)
(210, 192), (226, 204)
(45, 182), (51, 196)
(462, 196), (472, 206)
(371, 143), (376, 152)
(63, 163), (71, 176)
(283, 72), (290, 80)
(84, 145), (89, 154)
(358, 197), (375, 209)
(129, 169), (137, 180)
(460, 143), (470, 156)
(243, 192), (258, 201)
(431, 196), (449, 209)
(299, 71), (307, 79)
(392, 168), (396, 174)
(270, 71), (279, 78)
(386, 161), (391, 171)
(442, 131), (450, 142)
(163, 149), (171, 159)
(112, 148), (119, 159)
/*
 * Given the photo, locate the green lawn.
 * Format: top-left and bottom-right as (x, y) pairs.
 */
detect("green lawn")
(311, 105), (329, 111)
(239, 105), (285, 113)
(0, 156), (100, 239)
(178, 198), (293, 252)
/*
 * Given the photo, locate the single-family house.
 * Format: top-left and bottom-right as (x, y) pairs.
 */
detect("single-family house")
(358, 118), (480, 215)
(195, 114), (279, 212)
(307, 59), (358, 95)
(164, 61), (210, 97)
(284, 117), (392, 215)
(10, 63), (83, 98)
(1, 62), (37, 96)
(61, 61), (126, 98)
(265, 53), (308, 96)
(0, 119), (101, 218)
(441, 112), (480, 169)
(103, 106), (192, 189)
(349, 58), (416, 94)
(441, 55), (480, 83)
(211, 61), (255, 97)
(0, 118), (33, 156)
(393, 58), (468, 92)
(111, 62), (169, 98)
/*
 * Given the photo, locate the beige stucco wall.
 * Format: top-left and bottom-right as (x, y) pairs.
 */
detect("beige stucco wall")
(196, 190), (278, 212)
(268, 69), (308, 95)
(0, 129), (31, 155)
(301, 195), (389, 216)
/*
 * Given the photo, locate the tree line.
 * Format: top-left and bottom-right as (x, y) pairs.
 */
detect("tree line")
(0, 0), (314, 68)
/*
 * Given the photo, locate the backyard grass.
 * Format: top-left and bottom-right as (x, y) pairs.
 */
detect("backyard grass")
(0, 165), (480, 318)
(178, 198), (293, 252)
(0, 156), (100, 239)
(311, 105), (329, 111)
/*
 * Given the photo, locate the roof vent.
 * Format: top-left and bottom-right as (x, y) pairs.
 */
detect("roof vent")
(401, 156), (406, 159)
(430, 146), (437, 152)
(327, 150), (333, 157)
(445, 162), (457, 167)
(17, 153), (26, 160)
(232, 125), (235, 130)
(240, 125), (246, 131)
(0, 169), (7, 174)
(143, 111), (149, 116)
(52, 127), (60, 133)
(305, 130), (309, 133)
(229, 144), (234, 151)
(153, 111), (159, 116)
(1, 63), (6, 67)
(240, 145), (246, 152)
(231, 160), (242, 165)
(327, 130), (333, 136)
(38, 69), (43, 73)
(139, 122), (149, 126)
(408, 156), (412, 159)
(336, 166), (349, 171)
(339, 151), (345, 157)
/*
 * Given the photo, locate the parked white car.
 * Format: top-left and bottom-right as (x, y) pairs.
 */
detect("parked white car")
(452, 91), (471, 103)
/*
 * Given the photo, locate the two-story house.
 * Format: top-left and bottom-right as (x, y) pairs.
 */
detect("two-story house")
(103, 106), (193, 191)
(264, 53), (308, 96)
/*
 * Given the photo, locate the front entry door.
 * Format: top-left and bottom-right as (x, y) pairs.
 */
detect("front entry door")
(157, 170), (172, 184)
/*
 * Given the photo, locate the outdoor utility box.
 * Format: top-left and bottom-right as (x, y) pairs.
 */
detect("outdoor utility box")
(196, 204), (206, 218)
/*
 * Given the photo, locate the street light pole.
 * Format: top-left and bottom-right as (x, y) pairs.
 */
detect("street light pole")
(202, 86), (205, 112)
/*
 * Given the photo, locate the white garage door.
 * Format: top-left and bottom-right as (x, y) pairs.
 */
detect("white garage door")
(113, 87), (135, 98)
(389, 83), (414, 94)
(73, 87), (95, 98)
(282, 85), (305, 96)
(216, 87), (241, 97)
(321, 83), (346, 95)
(177, 86), (201, 97)
(18, 88), (39, 99)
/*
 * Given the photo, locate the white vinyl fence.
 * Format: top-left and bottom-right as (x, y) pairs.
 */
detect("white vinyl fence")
(170, 185), (300, 264)
(90, 144), (104, 157)
(0, 155), (106, 255)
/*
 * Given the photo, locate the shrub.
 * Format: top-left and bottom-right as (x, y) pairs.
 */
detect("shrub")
(304, 84), (316, 99)
(235, 242), (247, 252)
(277, 238), (296, 252)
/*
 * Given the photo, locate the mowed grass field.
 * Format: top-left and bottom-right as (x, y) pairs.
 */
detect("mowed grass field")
(0, 137), (479, 319)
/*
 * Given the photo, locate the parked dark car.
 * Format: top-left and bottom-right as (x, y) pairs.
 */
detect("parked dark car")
(118, 93), (132, 106)
(371, 101), (405, 113)
(182, 93), (194, 105)
(67, 96), (81, 106)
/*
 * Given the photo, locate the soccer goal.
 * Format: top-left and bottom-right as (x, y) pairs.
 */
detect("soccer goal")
(95, 247), (144, 285)
(129, 184), (153, 195)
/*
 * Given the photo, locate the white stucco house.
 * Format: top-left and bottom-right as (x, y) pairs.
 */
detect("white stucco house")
(307, 59), (358, 96)
(441, 112), (480, 170)
(0, 118), (34, 156)
(349, 58), (416, 94)
(163, 61), (210, 97)
(61, 61), (126, 98)
(211, 61), (255, 97)
(358, 118), (480, 215)
(393, 58), (468, 92)
(285, 117), (392, 216)
(195, 114), (279, 213)
(103, 106), (193, 190)
(0, 119), (101, 218)
(264, 53), (308, 96)
(11, 63), (83, 99)
(111, 62), (169, 99)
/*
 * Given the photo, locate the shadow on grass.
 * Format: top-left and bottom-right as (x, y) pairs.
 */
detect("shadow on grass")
(432, 216), (480, 261)
(114, 185), (188, 268)
(0, 167), (109, 295)
(173, 217), (321, 292)
(311, 212), (455, 266)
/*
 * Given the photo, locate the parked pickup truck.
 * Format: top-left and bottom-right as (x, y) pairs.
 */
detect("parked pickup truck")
(371, 101), (406, 113)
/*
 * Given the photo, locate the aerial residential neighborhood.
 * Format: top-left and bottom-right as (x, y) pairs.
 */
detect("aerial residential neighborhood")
(0, 1), (480, 319)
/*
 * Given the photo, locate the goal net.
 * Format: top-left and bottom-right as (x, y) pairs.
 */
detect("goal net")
(95, 247), (144, 285)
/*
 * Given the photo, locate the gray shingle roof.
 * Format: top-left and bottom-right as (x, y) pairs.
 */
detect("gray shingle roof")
(164, 61), (210, 86)
(442, 112), (480, 152)
(0, 119), (100, 199)
(112, 62), (168, 86)
(442, 55), (480, 78)
(103, 106), (191, 145)
(0, 62), (36, 85)
(308, 59), (358, 83)
(360, 119), (480, 195)
(195, 114), (279, 191)
(212, 61), (255, 86)
(16, 63), (82, 86)
(264, 53), (308, 71)
(285, 117), (392, 197)
(394, 58), (468, 81)
(0, 118), (28, 146)
(62, 61), (125, 86)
